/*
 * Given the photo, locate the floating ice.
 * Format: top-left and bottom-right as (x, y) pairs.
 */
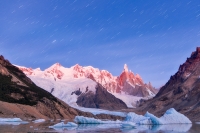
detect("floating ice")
(0, 118), (22, 122)
(74, 108), (190, 127)
(0, 118), (28, 125)
(33, 119), (45, 123)
(143, 112), (162, 125)
(125, 112), (147, 123)
(159, 108), (192, 124)
(125, 108), (191, 125)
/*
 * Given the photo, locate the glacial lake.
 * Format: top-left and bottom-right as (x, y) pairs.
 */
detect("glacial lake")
(0, 120), (199, 133)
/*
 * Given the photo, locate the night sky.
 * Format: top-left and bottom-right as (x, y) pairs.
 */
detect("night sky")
(0, 0), (200, 88)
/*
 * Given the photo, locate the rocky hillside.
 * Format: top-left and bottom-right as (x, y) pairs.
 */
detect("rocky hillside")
(77, 83), (127, 110)
(0, 55), (123, 120)
(138, 47), (200, 121)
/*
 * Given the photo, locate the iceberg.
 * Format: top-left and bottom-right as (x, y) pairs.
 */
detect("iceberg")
(0, 118), (28, 125)
(124, 108), (191, 125)
(33, 119), (45, 123)
(125, 112), (148, 123)
(0, 118), (22, 122)
(159, 108), (192, 124)
(74, 116), (122, 124)
(143, 112), (163, 125)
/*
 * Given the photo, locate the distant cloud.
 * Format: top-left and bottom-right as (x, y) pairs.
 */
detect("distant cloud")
(52, 40), (56, 43)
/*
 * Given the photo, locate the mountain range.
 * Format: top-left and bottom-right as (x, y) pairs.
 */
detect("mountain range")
(16, 63), (157, 109)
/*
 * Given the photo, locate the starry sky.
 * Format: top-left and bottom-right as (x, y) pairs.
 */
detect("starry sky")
(0, 0), (200, 88)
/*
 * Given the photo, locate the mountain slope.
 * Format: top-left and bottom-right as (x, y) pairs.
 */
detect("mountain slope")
(77, 83), (127, 110)
(16, 63), (157, 108)
(0, 55), (105, 120)
(138, 47), (200, 121)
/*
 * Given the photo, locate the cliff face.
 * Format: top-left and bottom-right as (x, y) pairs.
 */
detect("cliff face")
(117, 64), (156, 97)
(139, 47), (200, 121)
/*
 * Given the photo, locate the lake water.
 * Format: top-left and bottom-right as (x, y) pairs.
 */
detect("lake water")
(0, 120), (199, 133)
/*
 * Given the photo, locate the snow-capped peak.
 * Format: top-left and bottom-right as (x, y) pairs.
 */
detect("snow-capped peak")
(124, 64), (128, 72)
(46, 63), (62, 70)
(35, 68), (41, 71)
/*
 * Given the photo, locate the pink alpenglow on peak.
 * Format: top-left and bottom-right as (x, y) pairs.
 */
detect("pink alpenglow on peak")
(16, 63), (157, 108)
(17, 63), (156, 97)
(45, 63), (64, 80)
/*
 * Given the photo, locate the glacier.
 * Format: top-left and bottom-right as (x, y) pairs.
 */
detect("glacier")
(72, 106), (127, 117)
(74, 116), (122, 124)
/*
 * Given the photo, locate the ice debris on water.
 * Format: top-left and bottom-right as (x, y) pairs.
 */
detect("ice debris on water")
(33, 119), (45, 123)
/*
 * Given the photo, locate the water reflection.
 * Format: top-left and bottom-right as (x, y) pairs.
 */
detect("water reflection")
(121, 124), (192, 133)
(52, 123), (192, 132)
(0, 120), (195, 133)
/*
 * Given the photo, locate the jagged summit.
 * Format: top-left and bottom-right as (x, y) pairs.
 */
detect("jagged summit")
(157, 47), (200, 97)
(47, 62), (62, 69)
(124, 64), (129, 72)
